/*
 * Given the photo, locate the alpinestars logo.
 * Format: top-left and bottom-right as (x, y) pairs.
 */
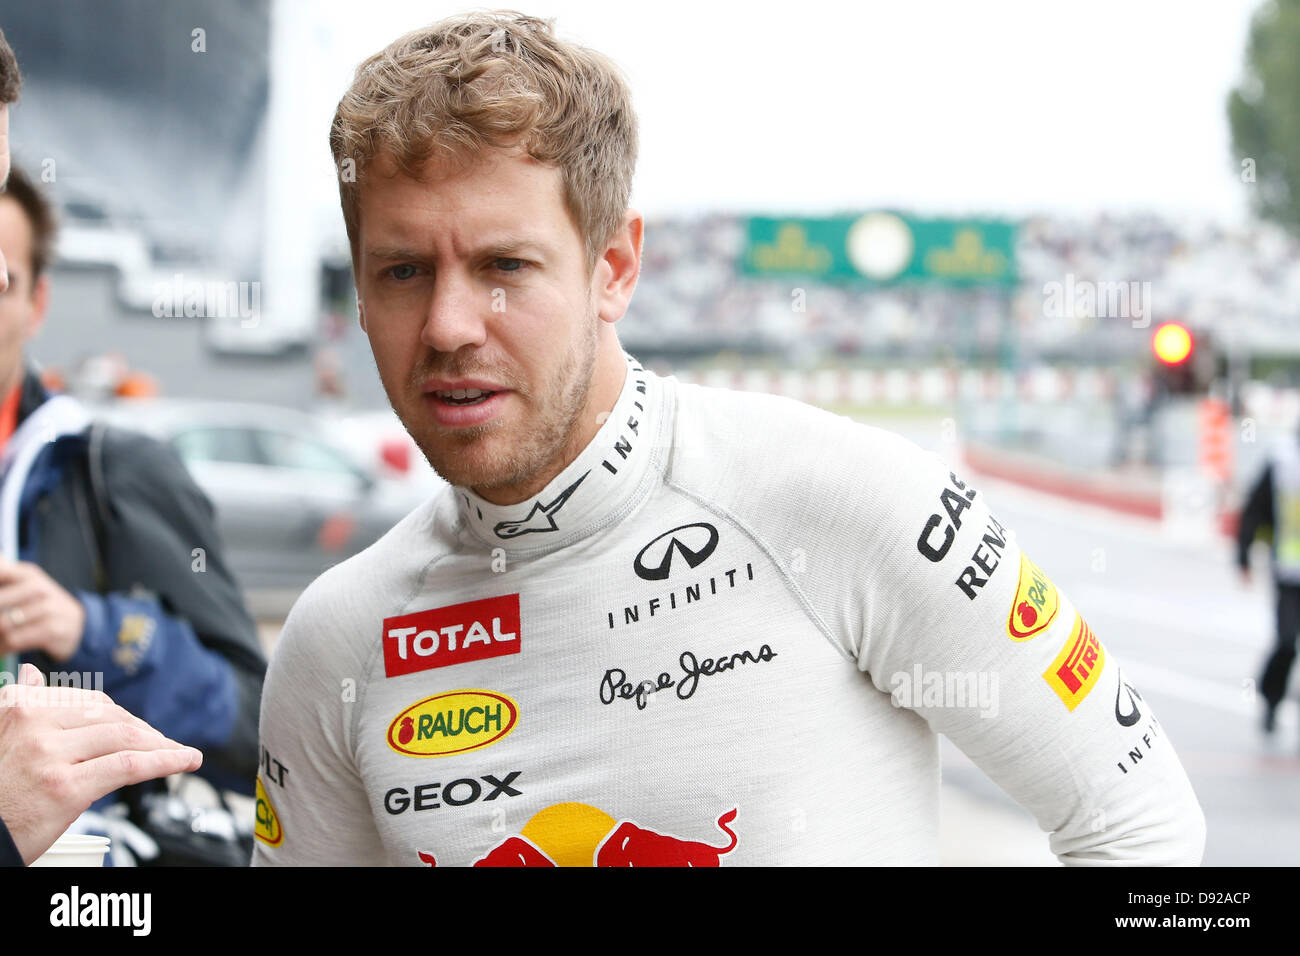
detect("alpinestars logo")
(633, 523), (719, 581)
(494, 472), (589, 538)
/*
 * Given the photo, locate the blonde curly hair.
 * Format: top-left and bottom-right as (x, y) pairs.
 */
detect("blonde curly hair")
(329, 10), (638, 273)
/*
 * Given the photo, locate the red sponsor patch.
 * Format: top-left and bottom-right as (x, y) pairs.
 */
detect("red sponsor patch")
(382, 594), (521, 677)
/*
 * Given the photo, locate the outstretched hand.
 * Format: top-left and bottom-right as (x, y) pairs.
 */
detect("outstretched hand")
(0, 663), (202, 865)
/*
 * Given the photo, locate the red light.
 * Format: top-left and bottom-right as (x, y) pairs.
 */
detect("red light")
(1153, 322), (1193, 365)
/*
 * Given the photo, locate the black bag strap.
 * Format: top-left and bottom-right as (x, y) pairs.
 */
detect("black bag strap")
(73, 422), (164, 814)
(71, 422), (110, 593)
(87, 420), (113, 535)
(76, 422), (242, 827)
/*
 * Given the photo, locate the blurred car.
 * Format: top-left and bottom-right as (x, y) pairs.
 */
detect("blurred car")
(326, 407), (440, 492)
(90, 399), (440, 592)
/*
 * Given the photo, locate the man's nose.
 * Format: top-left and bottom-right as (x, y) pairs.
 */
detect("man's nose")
(0, 248), (8, 294)
(420, 272), (488, 353)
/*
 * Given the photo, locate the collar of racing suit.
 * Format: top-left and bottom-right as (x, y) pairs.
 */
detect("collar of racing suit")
(453, 351), (665, 554)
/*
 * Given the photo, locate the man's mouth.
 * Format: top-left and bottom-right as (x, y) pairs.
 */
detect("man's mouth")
(431, 388), (497, 406)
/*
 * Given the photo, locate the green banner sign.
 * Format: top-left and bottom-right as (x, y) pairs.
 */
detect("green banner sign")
(741, 213), (1018, 287)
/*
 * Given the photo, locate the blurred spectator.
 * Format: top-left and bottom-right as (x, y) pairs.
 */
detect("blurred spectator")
(0, 163), (265, 860)
(1236, 425), (1300, 737)
(0, 21), (223, 868)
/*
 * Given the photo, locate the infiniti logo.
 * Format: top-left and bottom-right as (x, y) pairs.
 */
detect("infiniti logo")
(633, 523), (720, 581)
(1114, 669), (1143, 728)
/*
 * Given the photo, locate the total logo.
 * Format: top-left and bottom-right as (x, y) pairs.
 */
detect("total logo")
(382, 594), (520, 678)
(387, 689), (519, 757)
(1006, 553), (1059, 641)
(417, 802), (740, 867)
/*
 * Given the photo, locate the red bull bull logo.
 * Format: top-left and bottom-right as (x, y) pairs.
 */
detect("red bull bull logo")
(418, 803), (740, 867)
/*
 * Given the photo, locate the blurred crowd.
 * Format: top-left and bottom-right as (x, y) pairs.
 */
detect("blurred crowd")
(628, 212), (1300, 372)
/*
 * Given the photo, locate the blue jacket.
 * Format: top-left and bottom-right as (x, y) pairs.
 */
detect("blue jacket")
(14, 371), (265, 802)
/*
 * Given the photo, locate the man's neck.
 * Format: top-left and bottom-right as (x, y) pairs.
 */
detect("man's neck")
(472, 337), (628, 506)
(0, 362), (23, 399)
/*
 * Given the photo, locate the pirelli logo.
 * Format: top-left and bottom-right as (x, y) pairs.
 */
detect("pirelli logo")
(1043, 613), (1105, 711)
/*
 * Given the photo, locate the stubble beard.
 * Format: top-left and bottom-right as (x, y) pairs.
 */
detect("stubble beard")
(399, 306), (601, 498)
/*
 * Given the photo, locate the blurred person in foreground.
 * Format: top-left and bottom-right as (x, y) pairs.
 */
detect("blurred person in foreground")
(0, 32), (264, 862)
(1237, 424), (1300, 738)
(0, 27), (203, 867)
(255, 10), (1204, 866)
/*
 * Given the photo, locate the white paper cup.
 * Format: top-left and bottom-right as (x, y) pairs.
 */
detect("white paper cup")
(30, 833), (111, 867)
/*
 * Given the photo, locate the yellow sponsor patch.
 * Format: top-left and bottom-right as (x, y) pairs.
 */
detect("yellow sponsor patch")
(386, 689), (519, 758)
(111, 614), (157, 675)
(1043, 613), (1105, 711)
(1006, 553), (1060, 641)
(254, 777), (283, 847)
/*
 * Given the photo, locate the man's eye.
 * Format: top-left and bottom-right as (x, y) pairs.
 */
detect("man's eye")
(388, 264), (419, 280)
(495, 258), (525, 273)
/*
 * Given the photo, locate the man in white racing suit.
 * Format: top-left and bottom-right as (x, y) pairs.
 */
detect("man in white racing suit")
(252, 11), (1205, 867)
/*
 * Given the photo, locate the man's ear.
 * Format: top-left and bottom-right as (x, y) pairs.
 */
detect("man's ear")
(593, 209), (643, 325)
(357, 296), (367, 333)
(26, 273), (49, 339)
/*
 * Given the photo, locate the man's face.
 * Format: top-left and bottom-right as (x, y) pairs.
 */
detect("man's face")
(355, 148), (607, 501)
(0, 191), (46, 394)
(0, 102), (10, 291)
(0, 101), (45, 396)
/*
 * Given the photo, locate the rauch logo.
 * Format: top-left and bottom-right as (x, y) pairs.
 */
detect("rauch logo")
(1006, 553), (1060, 641)
(387, 689), (519, 758)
